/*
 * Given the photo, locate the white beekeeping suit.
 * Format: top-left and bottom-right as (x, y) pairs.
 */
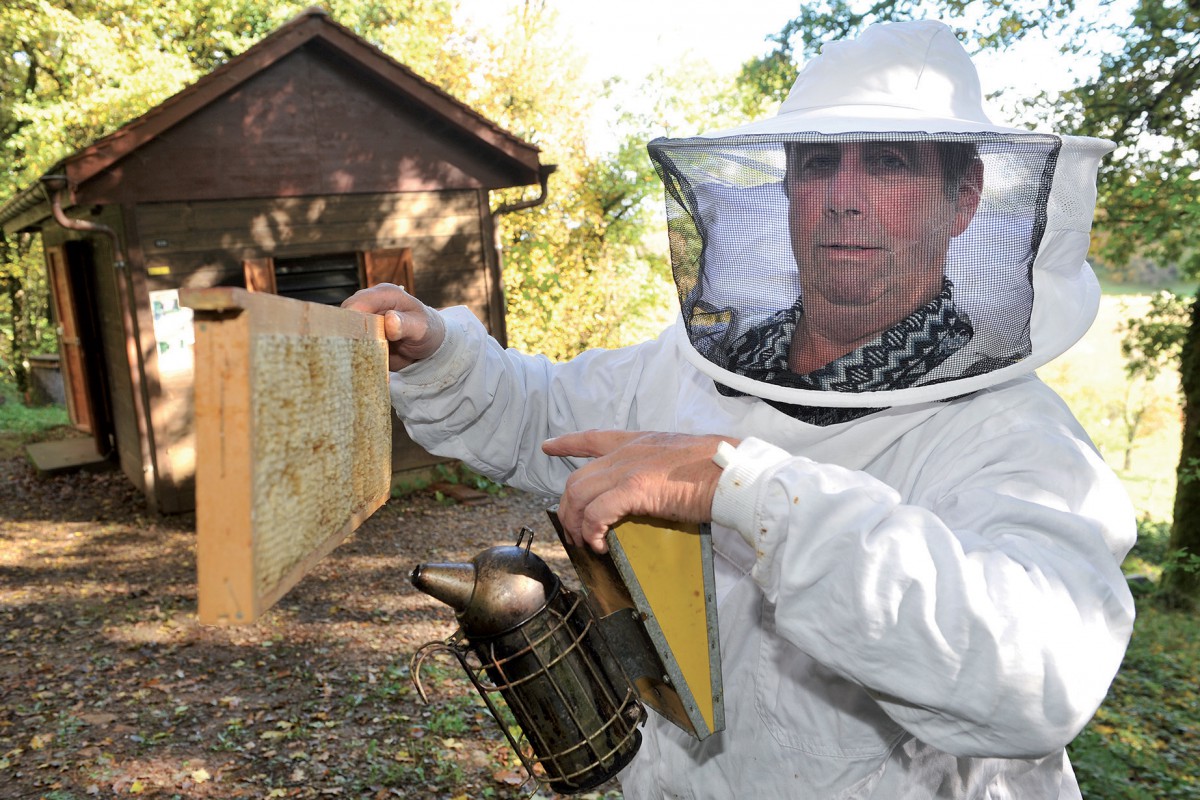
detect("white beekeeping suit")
(386, 19), (1135, 799)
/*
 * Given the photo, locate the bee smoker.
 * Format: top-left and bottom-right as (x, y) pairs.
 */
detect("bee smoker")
(410, 527), (645, 794)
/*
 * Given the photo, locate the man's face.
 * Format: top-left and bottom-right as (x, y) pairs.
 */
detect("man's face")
(785, 141), (981, 339)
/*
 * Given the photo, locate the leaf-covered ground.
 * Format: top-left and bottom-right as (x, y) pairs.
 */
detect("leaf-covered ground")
(0, 430), (618, 800)
(4, 428), (1198, 799)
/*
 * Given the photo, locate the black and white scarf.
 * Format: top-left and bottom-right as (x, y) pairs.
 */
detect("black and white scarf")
(716, 278), (974, 426)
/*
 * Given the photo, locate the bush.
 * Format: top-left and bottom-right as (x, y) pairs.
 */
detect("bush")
(1123, 515), (1173, 577)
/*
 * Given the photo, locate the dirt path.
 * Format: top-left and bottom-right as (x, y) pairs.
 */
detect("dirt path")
(0, 440), (619, 799)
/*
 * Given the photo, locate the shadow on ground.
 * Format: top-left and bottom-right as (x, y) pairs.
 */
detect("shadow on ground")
(0, 442), (617, 799)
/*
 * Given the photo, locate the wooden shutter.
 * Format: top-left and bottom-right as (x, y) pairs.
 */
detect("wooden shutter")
(243, 257), (277, 293)
(361, 248), (414, 291)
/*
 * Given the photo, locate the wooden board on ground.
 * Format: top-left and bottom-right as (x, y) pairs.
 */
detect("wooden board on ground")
(181, 287), (391, 625)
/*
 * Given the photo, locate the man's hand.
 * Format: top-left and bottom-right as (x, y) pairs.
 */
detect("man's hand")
(543, 430), (739, 554)
(342, 283), (446, 370)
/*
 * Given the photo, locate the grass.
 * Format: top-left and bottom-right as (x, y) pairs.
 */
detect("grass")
(0, 377), (71, 458)
(0, 378), (68, 434)
(1070, 600), (1200, 799)
(1097, 278), (1198, 297)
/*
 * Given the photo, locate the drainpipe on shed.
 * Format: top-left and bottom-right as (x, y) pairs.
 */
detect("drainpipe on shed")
(493, 164), (557, 219)
(490, 164), (557, 346)
(41, 175), (159, 511)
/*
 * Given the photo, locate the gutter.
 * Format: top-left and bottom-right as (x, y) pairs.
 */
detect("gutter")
(0, 181), (52, 233)
(43, 176), (127, 264)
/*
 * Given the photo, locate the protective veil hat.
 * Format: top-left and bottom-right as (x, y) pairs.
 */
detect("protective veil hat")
(712, 20), (1027, 137)
(648, 20), (1115, 411)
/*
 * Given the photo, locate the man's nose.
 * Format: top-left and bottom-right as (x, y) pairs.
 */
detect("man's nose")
(824, 163), (866, 216)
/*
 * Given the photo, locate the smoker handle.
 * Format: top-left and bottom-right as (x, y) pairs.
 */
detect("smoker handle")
(410, 634), (467, 703)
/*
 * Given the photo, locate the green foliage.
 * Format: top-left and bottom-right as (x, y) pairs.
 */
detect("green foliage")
(1127, 515), (1173, 572)
(1068, 597), (1200, 798)
(1057, 1), (1200, 280)
(1121, 290), (1192, 381)
(1062, 515), (1200, 798)
(1177, 456), (1200, 487)
(448, 3), (682, 361)
(433, 461), (507, 497)
(499, 134), (673, 361)
(0, 233), (55, 391)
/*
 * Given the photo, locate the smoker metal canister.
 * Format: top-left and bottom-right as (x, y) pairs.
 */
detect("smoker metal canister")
(411, 528), (644, 794)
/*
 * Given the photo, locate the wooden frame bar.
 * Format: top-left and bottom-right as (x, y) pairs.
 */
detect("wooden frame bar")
(182, 287), (391, 624)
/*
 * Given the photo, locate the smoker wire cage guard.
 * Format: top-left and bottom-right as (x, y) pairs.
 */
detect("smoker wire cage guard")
(411, 530), (645, 794)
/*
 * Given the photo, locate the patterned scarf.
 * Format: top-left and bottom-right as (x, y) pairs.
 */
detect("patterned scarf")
(716, 278), (974, 426)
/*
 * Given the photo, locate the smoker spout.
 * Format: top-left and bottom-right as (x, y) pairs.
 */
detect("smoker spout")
(410, 562), (477, 613)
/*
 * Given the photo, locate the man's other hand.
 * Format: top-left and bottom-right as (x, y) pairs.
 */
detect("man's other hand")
(342, 283), (446, 370)
(543, 430), (738, 554)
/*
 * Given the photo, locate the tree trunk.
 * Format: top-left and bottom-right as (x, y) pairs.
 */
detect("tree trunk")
(2, 274), (29, 396)
(1163, 296), (1200, 609)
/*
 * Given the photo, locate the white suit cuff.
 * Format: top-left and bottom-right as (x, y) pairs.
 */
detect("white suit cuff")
(390, 307), (475, 385)
(711, 437), (792, 546)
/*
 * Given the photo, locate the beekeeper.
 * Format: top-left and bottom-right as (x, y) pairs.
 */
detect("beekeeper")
(345, 19), (1135, 799)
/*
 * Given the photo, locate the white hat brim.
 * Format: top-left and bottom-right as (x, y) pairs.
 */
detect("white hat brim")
(702, 105), (1040, 139)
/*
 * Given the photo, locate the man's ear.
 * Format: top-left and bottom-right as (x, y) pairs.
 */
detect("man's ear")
(950, 159), (984, 237)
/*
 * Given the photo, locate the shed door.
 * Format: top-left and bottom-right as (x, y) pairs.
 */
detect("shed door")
(46, 244), (93, 431)
(45, 242), (112, 452)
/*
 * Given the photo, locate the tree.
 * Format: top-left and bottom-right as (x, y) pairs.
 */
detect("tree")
(0, 0), (202, 391)
(435, 1), (687, 360)
(0, 0), (471, 390)
(0, 1), (687, 388)
(737, 0), (1200, 605)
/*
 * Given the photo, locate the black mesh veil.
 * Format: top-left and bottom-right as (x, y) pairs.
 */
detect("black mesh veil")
(648, 132), (1063, 405)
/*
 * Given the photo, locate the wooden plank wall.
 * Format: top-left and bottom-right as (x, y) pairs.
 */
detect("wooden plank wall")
(131, 189), (487, 509)
(136, 190), (491, 311)
(81, 46), (533, 206)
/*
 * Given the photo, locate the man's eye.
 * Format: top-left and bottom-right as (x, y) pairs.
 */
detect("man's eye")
(799, 156), (838, 174)
(870, 150), (914, 172)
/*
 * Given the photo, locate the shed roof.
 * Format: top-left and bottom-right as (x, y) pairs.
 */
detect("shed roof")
(1, 7), (543, 232)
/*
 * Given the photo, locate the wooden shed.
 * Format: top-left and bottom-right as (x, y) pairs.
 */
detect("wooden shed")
(0, 8), (550, 513)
